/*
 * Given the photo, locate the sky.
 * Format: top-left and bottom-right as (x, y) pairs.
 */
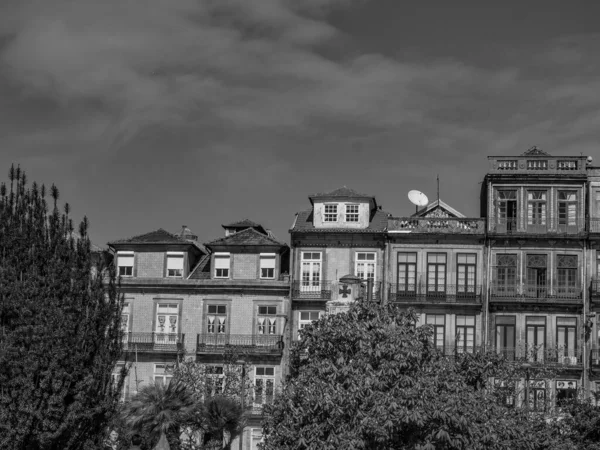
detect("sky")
(1, 0), (600, 246)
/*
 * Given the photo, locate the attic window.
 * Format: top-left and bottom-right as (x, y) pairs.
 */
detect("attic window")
(346, 204), (359, 222)
(166, 252), (184, 278)
(324, 204), (337, 222)
(214, 253), (230, 278)
(117, 251), (134, 277)
(260, 254), (276, 279)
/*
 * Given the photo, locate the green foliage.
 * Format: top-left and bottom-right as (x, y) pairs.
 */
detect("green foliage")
(262, 299), (574, 450)
(0, 166), (125, 449)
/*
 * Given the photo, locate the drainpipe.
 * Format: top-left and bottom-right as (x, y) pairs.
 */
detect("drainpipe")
(285, 244), (295, 380)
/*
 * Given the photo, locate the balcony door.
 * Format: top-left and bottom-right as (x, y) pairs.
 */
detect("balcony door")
(397, 253), (417, 298)
(557, 317), (577, 363)
(494, 254), (517, 296)
(301, 252), (322, 292)
(427, 253), (446, 298)
(155, 304), (179, 346)
(457, 254), (476, 298)
(557, 255), (578, 298)
(526, 316), (546, 362)
(497, 190), (517, 232)
(526, 254), (547, 298)
(527, 191), (547, 233)
(495, 316), (515, 360)
(426, 314), (445, 353)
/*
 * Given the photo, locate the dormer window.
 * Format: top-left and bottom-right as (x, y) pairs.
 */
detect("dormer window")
(346, 204), (359, 222)
(166, 252), (184, 278)
(214, 253), (230, 278)
(260, 253), (276, 279)
(117, 251), (134, 277)
(324, 204), (338, 222)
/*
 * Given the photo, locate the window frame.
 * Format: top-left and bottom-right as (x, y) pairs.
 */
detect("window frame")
(426, 314), (445, 353)
(456, 253), (477, 296)
(207, 304), (228, 335)
(324, 204), (338, 222)
(154, 363), (174, 386)
(345, 204), (359, 222)
(298, 311), (323, 340)
(254, 366), (276, 407)
(557, 190), (578, 228)
(355, 252), (376, 282)
(397, 252), (417, 294)
(495, 315), (516, 360)
(117, 251), (134, 277)
(456, 315), (476, 354)
(214, 253), (231, 279)
(166, 251), (185, 278)
(427, 253), (447, 294)
(259, 253), (276, 280)
(257, 305), (277, 335)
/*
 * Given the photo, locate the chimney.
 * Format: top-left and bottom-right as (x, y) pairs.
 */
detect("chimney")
(180, 225), (198, 241)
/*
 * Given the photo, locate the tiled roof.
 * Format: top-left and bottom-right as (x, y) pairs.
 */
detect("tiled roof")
(205, 227), (287, 247)
(309, 186), (373, 200)
(188, 254), (211, 279)
(222, 218), (262, 228)
(290, 208), (390, 233)
(109, 229), (206, 253)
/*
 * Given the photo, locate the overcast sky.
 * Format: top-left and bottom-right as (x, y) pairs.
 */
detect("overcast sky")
(1, 0), (600, 245)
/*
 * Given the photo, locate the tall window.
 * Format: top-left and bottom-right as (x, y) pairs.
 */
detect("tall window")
(117, 251), (134, 277)
(121, 302), (131, 345)
(556, 380), (577, 406)
(260, 254), (276, 279)
(557, 255), (578, 297)
(298, 311), (322, 340)
(495, 316), (516, 360)
(526, 316), (546, 363)
(207, 305), (227, 334)
(345, 204), (359, 222)
(154, 364), (174, 387)
(156, 304), (178, 334)
(324, 204), (338, 222)
(257, 306), (277, 335)
(457, 254), (476, 297)
(558, 191), (577, 231)
(426, 314), (445, 353)
(526, 254), (547, 298)
(456, 315), (475, 354)
(397, 253), (417, 296)
(355, 252), (376, 283)
(301, 252), (321, 291)
(497, 190), (517, 231)
(527, 190), (547, 231)
(166, 252), (184, 277)
(206, 366), (224, 396)
(528, 381), (547, 412)
(557, 317), (577, 362)
(427, 253), (446, 295)
(494, 254), (517, 296)
(254, 367), (275, 407)
(214, 254), (230, 278)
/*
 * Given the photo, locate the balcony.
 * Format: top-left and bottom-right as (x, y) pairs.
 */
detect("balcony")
(488, 156), (587, 175)
(292, 281), (382, 302)
(196, 334), (283, 355)
(388, 283), (482, 304)
(490, 218), (583, 236)
(491, 345), (583, 367)
(490, 283), (582, 303)
(123, 332), (185, 352)
(388, 217), (485, 234)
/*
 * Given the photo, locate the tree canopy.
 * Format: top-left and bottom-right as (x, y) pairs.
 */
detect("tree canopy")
(0, 166), (125, 449)
(261, 299), (580, 450)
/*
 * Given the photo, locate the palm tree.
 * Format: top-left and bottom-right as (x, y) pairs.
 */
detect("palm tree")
(123, 379), (197, 450)
(201, 396), (244, 450)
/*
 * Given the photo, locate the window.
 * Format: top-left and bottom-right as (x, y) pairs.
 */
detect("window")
(495, 316), (516, 360)
(457, 254), (476, 297)
(298, 311), (322, 340)
(257, 306), (277, 335)
(154, 363), (174, 386)
(426, 314), (445, 353)
(526, 254), (547, 298)
(324, 204), (338, 222)
(206, 366), (224, 396)
(427, 253), (446, 295)
(397, 253), (417, 296)
(456, 315), (475, 354)
(497, 190), (517, 231)
(557, 255), (578, 296)
(301, 252), (321, 290)
(355, 252), (376, 282)
(557, 317), (577, 363)
(260, 254), (276, 279)
(556, 380), (577, 406)
(526, 316), (546, 363)
(494, 254), (517, 296)
(254, 367), (275, 407)
(214, 253), (230, 278)
(121, 302), (131, 345)
(558, 191), (577, 230)
(345, 204), (359, 222)
(156, 304), (179, 344)
(207, 305), (227, 334)
(117, 251), (134, 277)
(494, 379), (516, 408)
(527, 191), (547, 231)
(166, 252), (184, 278)
(528, 380), (547, 412)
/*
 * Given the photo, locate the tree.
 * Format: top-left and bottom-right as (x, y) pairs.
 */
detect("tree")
(0, 166), (126, 449)
(261, 299), (571, 450)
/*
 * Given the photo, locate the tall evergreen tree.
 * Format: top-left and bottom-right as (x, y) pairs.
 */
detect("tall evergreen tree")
(0, 166), (125, 449)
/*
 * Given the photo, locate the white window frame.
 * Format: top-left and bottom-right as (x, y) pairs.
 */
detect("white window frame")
(301, 252), (322, 290)
(214, 253), (231, 278)
(166, 251), (184, 278)
(154, 363), (174, 386)
(257, 306), (277, 335)
(324, 204), (338, 222)
(155, 304), (179, 346)
(346, 204), (359, 222)
(260, 253), (276, 279)
(298, 311), (323, 340)
(207, 304), (227, 334)
(355, 252), (376, 282)
(254, 367), (275, 407)
(117, 251), (134, 277)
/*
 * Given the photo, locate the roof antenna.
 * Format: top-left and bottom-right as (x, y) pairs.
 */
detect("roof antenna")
(437, 174), (440, 204)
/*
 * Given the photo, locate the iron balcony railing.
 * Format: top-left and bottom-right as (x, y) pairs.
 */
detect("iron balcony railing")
(388, 283), (482, 304)
(490, 283), (582, 303)
(388, 217), (485, 234)
(491, 345), (583, 366)
(491, 218), (582, 235)
(123, 332), (185, 352)
(292, 281), (382, 302)
(196, 334), (283, 354)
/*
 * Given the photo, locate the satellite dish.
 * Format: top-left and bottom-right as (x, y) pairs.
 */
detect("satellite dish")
(408, 190), (429, 207)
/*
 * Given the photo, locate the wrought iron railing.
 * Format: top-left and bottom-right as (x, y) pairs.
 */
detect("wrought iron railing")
(388, 217), (485, 234)
(388, 283), (482, 304)
(491, 218), (583, 235)
(123, 332), (185, 352)
(490, 283), (582, 302)
(490, 345), (583, 365)
(196, 334), (283, 354)
(292, 281), (382, 302)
